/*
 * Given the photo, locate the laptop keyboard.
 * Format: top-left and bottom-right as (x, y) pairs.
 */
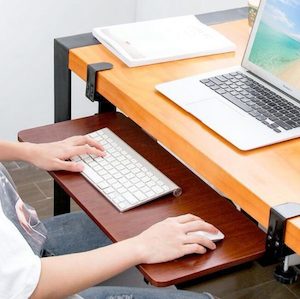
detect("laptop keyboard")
(200, 72), (300, 133)
(71, 128), (182, 212)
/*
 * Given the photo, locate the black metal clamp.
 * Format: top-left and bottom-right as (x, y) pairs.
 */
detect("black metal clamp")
(265, 202), (300, 284)
(85, 62), (116, 113)
(266, 202), (300, 260)
(86, 62), (113, 102)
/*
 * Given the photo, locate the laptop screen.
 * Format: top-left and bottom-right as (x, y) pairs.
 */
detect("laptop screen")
(243, 0), (300, 99)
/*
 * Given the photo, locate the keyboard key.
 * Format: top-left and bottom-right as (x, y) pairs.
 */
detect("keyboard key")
(83, 165), (102, 182)
(136, 172), (145, 178)
(103, 174), (112, 181)
(141, 186), (151, 193)
(216, 75), (227, 82)
(117, 187), (127, 194)
(113, 173), (122, 179)
(132, 168), (140, 174)
(107, 178), (117, 185)
(256, 115), (267, 121)
(104, 187), (114, 194)
(118, 201), (129, 210)
(162, 185), (170, 192)
(250, 111), (260, 117)
(121, 169), (130, 175)
(136, 182), (145, 188)
(275, 121), (293, 130)
(146, 191), (156, 197)
(113, 182), (122, 189)
(141, 176), (151, 183)
(131, 177), (139, 184)
(118, 177), (127, 184)
(97, 170), (107, 176)
(97, 181), (109, 189)
(134, 191), (147, 201)
(123, 192), (139, 204)
(222, 93), (253, 112)
(123, 181), (133, 188)
(128, 186), (138, 193)
(94, 165), (102, 172)
(286, 120), (297, 128)
(152, 186), (164, 194)
(147, 181), (156, 187)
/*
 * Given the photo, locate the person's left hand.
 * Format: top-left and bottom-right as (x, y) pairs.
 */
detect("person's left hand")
(26, 135), (105, 172)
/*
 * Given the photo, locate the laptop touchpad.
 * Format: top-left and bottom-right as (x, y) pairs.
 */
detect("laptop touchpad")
(185, 97), (248, 120)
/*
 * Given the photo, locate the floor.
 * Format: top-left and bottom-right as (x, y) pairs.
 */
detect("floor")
(3, 160), (300, 299)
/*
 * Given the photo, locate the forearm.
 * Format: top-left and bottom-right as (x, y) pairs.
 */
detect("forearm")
(0, 141), (32, 162)
(30, 237), (143, 299)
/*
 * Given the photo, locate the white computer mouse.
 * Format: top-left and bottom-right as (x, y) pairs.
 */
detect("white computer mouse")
(189, 230), (225, 242)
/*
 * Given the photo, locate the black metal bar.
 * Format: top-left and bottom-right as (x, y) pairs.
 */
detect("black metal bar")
(54, 35), (101, 215)
(53, 181), (70, 216)
(54, 33), (102, 123)
(196, 7), (248, 25)
(97, 93), (116, 113)
(54, 39), (72, 123)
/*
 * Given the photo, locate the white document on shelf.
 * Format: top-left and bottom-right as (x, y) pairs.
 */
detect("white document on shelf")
(93, 15), (236, 67)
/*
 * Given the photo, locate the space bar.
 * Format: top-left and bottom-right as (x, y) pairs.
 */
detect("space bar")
(222, 93), (252, 112)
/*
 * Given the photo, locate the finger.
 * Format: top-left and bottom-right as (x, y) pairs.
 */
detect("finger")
(70, 144), (106, 158)
(182, 220), (219, 234)
(185, 234), (216, 250)
(183, 244), (207, 255)
(175, 214), (202, 224)
(55, 160), (84, 172)
(72, 136), (105, 152)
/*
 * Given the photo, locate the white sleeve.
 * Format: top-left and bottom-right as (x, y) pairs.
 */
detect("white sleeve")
(0, 208), (41, 299)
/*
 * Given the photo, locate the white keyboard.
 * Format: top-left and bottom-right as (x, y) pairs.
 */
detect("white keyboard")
(71, 128), (182, 212)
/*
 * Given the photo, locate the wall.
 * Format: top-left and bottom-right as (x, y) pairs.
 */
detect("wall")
(0, 0), (247, 140)
(136, 0), (247, 21)
(0, 0), (136, 140)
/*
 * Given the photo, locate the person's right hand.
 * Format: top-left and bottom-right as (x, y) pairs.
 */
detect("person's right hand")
(133, 214), (219, 264)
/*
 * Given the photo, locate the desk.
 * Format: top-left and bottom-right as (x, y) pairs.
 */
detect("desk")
(53, 10), (300, 256)
(19, 112), (265, 286)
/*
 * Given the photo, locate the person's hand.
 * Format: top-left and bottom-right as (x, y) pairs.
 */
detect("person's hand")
(26, 135), (105, 172)
(133, 214), (219, 264)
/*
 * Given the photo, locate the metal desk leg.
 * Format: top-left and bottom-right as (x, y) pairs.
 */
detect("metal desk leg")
(53, 34), (115, 215)
(53, 181), (70, 216)
(53, 39), (72, 215)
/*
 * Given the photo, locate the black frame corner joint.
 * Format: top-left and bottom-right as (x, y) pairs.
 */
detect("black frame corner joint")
(86, 62), (113, 102)
(266, 202), (300, 261)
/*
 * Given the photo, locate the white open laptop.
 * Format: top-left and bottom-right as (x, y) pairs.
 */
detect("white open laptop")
(156, 0), (300, 150)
